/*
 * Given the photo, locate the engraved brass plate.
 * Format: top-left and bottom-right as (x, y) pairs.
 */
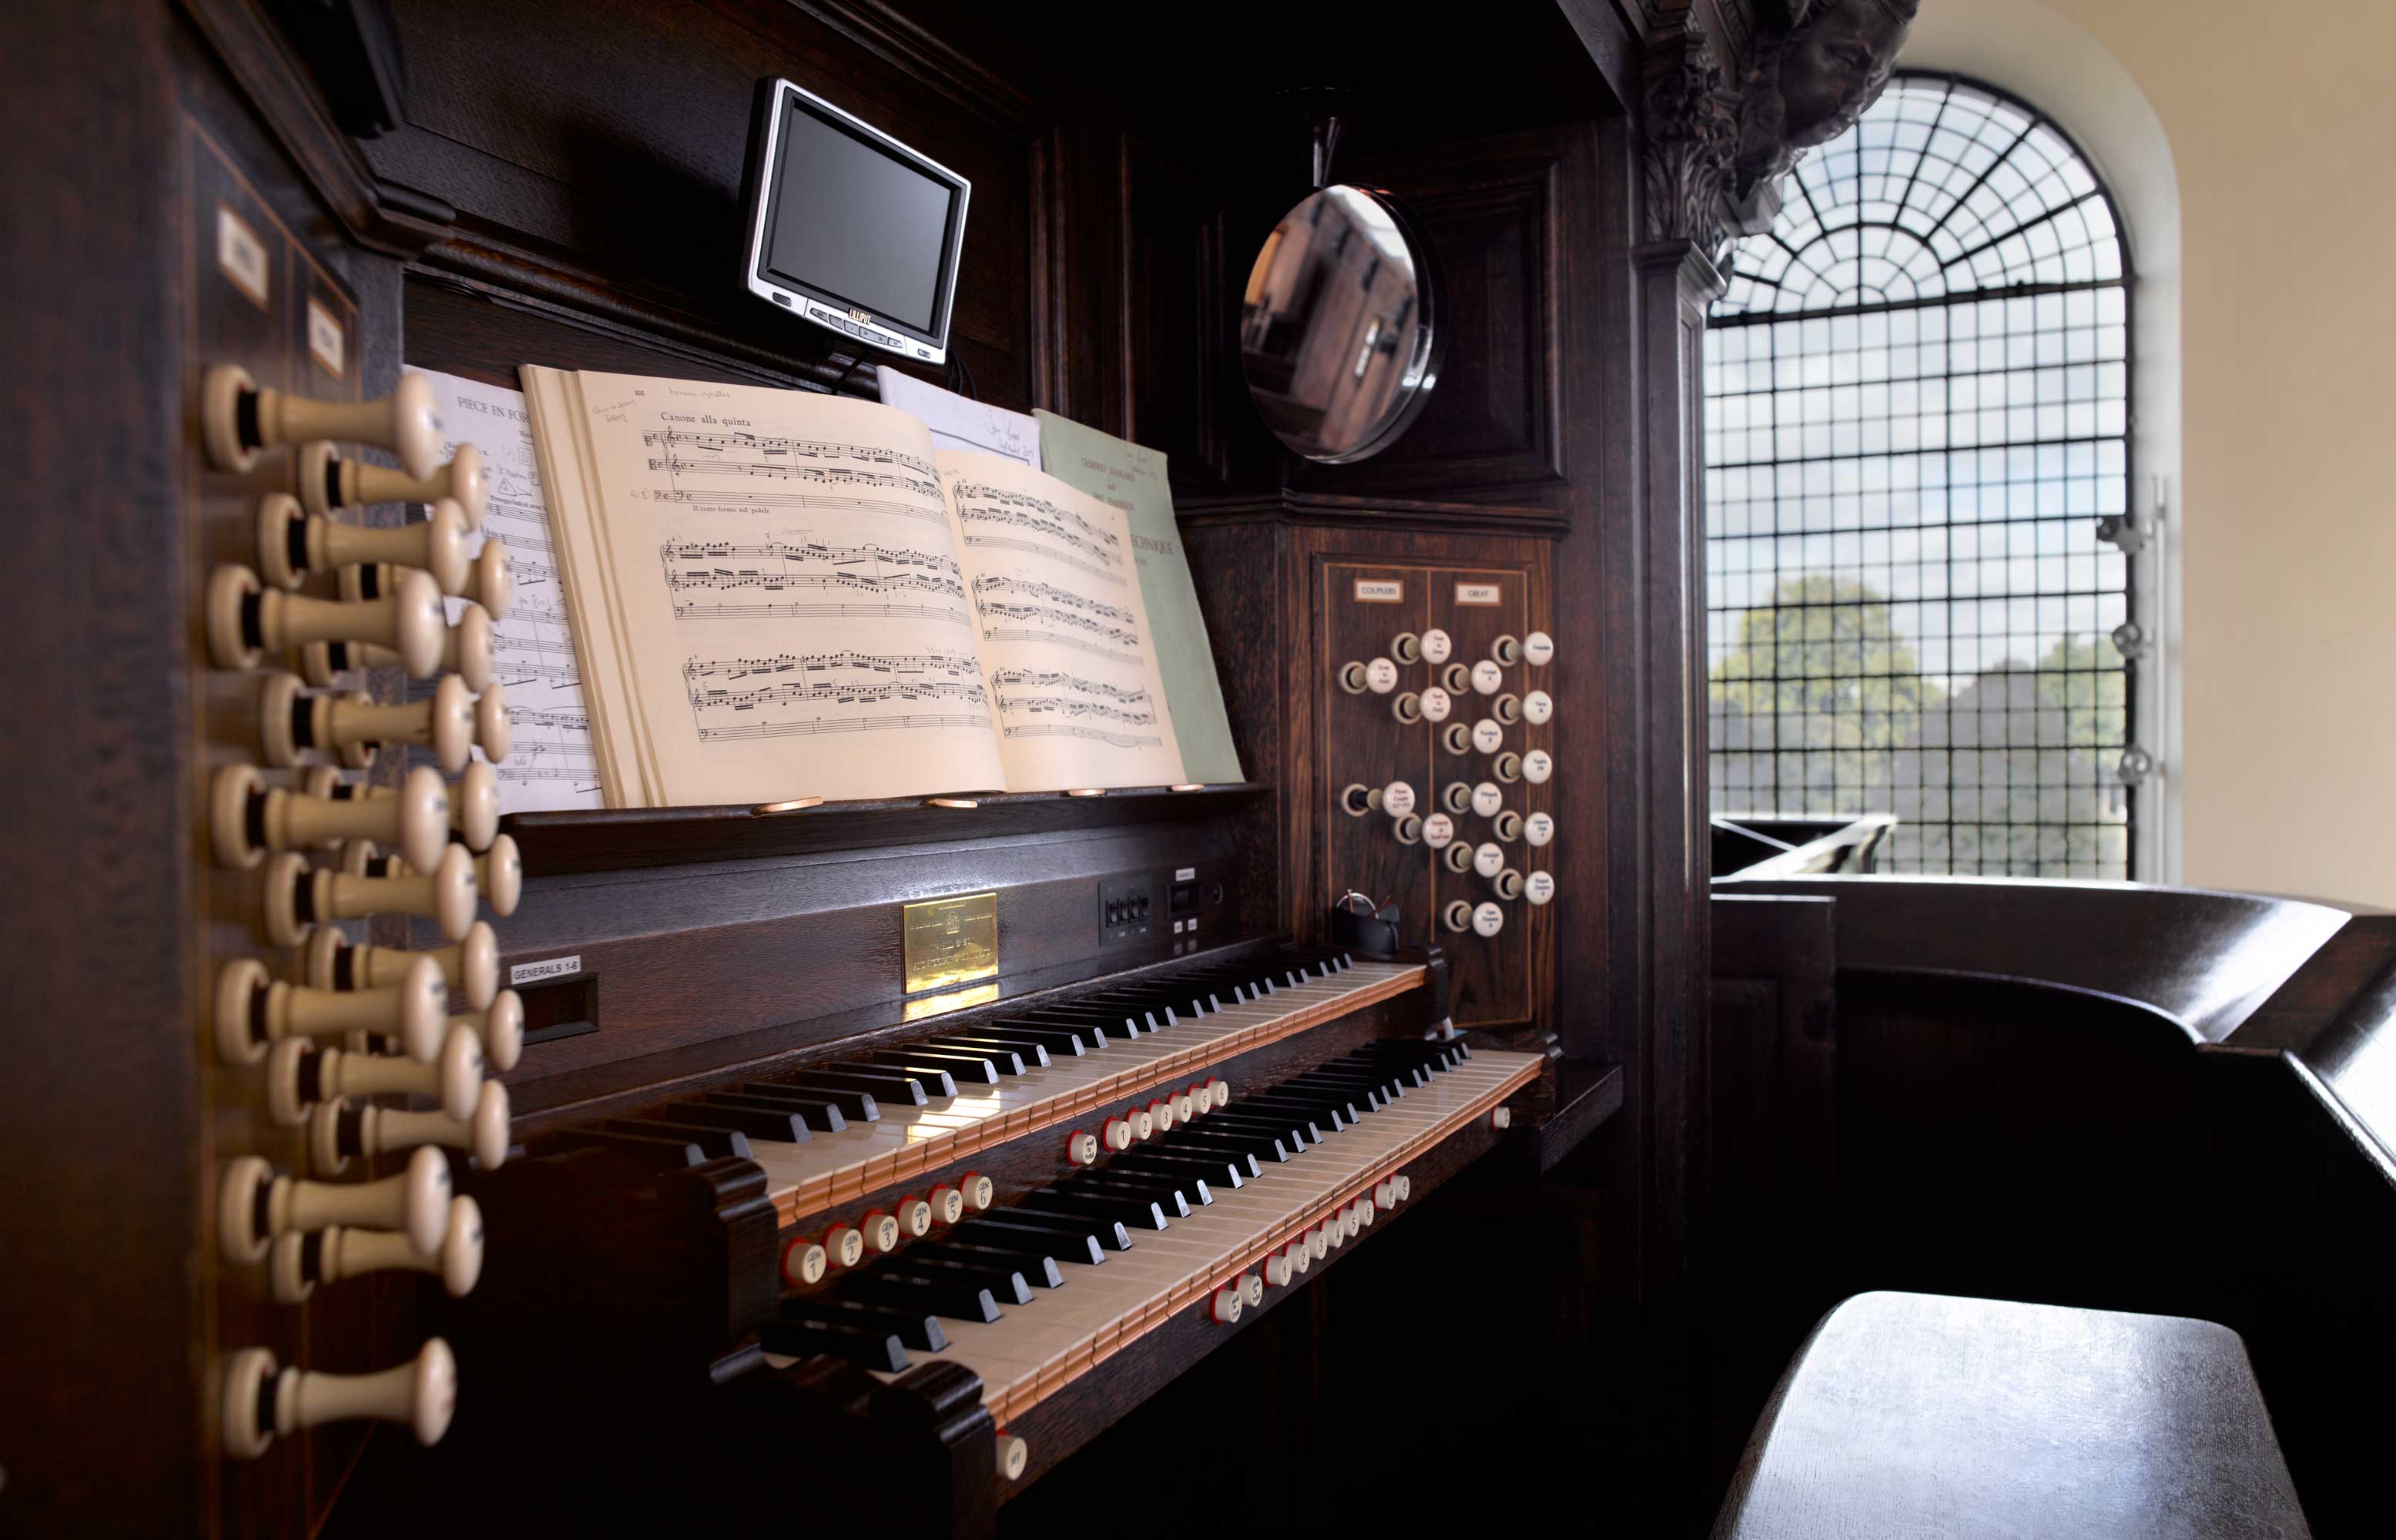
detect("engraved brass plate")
(903, 981), (1001, 1022)
(903, 892), (998, 996)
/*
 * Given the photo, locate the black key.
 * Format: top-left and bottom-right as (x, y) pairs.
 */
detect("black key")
(1007, 1007), (1136, 1038)
(873, 1257), (1034, 1306)
(839, 1271), (1001, 1322)
(783, 1296), (948, 1354)
(760, 1314), (908, 1372)
(727, 1083), (873, 1126)
(605, 1118), (752, 1161)
(1074, 992), (1177, 1029)
(929, 1034), (1053, 1066)
(1205, 1112), (1318, 1147)
(1240, 1095), (1350, 1131)
(1248, 1086), (1362, 1120)
(557, 1130), (704, 1170)
(1304, 1062), (1410, 1090)
(951, 1215), (1115, 1262)
(984, 1021), (1100, 1053)
(900, 1043), (1026, 1076)
(797, 1064), (946, 1103)
(910, 1240), (1066, 1289)
(665, 1100), (812, 1144)
(1111, 1148), (1246, 1189)
(1071, 1173), (1195, 1217)
(1168, 1127), (1290, 1163)
(1285, 1073), (1390, 1110)
(854, 1049), (1000, 1086)
(1020, 1187), (1170, 1232)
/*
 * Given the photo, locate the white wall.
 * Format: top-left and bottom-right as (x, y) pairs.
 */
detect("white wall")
(1902, 0), (2396, 908)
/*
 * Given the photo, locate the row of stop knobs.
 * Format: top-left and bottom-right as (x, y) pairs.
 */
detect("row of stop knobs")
(199, 367), (514, 1461)
(1206, 1176), (1411, 1325)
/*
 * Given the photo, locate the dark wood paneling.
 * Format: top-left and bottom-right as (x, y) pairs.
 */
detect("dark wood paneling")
(1118, 135), (1230, 490)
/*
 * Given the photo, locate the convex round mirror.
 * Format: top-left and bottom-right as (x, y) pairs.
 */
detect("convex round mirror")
(1239, 184), (1441, 464)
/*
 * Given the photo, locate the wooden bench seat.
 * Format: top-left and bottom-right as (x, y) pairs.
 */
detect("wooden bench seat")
(1713, 1292), (2310, 1539)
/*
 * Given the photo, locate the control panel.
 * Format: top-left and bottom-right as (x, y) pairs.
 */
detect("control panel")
(1098, 873), (1157, 946)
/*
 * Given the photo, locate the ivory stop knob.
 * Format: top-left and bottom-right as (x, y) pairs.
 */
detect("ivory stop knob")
(782, 1234), (829, 1287)
(860, 1210), (903, 1254)
(1285, 1239), (1311, 1276)
(1440, 723), (1473, 756)
(266, 673), (509, 775)
(306, 921), (500, 1011)
(349, 544), (512, 621)
(1443, 900), (1473, 933)
(310, 1080), (513, 1173)
(1493, 752), (1523, 785)
(893, 1196), (933, 1237)
(446, 990), (525, 1072)
(1493, 810), (1525, 843)
(214, 956), (447, 1066)
(997, 1433), (1030, 1482)
(207, 562), (446, 678)
(297, 599), (492, 692)
(1390, 631), (1421, 665)
(264, 844), (478, 946)
(959, 1171), (994, 1210)
(1419, 628), (1453, 665)
(1263, 1251), (1292, 1287)
(213, 762), (451, 874)
(1525, 811), (1556, 847)
(1204, 1076), (1229, 1110)
(257, 492), (474, 594)
(470, 834), (523, 918)
(300, 439), (488, 523)
(1336, 661), (1369, 695)
(1390, 690), (1423, 725)
(218, 1144), (452, 1264)
(1439, 662), (1471, 695)
(270, 1195), (484, 1303)
(203, 364), (443, 479)
(1523, 688), (1553, 725)
(1523, 630), (1555, 666)
(1208, 1284), (1242, 1324)
(1493, 692), (1523, 725)
(1064, 1129), (1100, 1167)
(1526, 870), (1557, 906)
(267, 1022), (486, 1125)
(1419, 685), (1453, 722)
(1493, 868), (1526, 902)
(1101, 1115), (1134, 1152)
(303, 758), (501, 852)
(1443, 842), (1474, 874)
(822, 1224), (866, 1270)
(1422, 812), (1456, 849)
(218, 1337), (457, 1462)
(1242, 1272), (1265, 1307)
(927, 1184), (966, 1226)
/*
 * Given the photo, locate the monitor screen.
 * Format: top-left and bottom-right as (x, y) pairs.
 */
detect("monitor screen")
(752, 88), (964, 340)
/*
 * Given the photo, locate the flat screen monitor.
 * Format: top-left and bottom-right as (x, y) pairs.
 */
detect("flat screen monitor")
(739, 77), (970, 365)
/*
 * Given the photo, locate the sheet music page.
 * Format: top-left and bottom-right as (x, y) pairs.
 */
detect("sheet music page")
(940, 451), (1188, 790)
(417, 370), (606, 812)
(568, 373), (1007, 806)
(875, 367), (1042, 468)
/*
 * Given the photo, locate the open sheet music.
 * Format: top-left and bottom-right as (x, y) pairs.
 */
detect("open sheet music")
(520, 367), (1198, 807)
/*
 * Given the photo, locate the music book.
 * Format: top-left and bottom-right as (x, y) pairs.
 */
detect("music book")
(520, 367), (1211, 808)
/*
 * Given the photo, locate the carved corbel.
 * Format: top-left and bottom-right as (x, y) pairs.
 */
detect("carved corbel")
(1642, 18), (1741, 266)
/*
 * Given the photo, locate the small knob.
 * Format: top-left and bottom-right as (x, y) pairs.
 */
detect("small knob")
(1491, 634), (1522, 666)
(1390, 691), (1422, 725)
(781, 1234), (829, 1287)
(1493, 810), (1524, 843)
(296, 601), (494, 692)
(309, 1082), (513, 1173)
(1101, 1116), (1134, 1152)
(1492, 752), (1522, 785)
(267, 1023), (485, 1125)
(1336, 661), (1369, 695)
(1442, 782), (1473, 815)
(1241, 1272), (1265, 1308)
(1208, 1284), (1242, 1324)
(467, 834), (524, 917)
(892, 1196), (934, 1238)
(270, 1195), (484, 1303)
(1392, 814), (1423, 845)
(1263, 1250), (1292, 1287)
(299, 439), (488, 523)
(351, 544), (514, 621)
(1523, 689), (1553, 725)
(1382, 781), (1417, 818)
(218, 1145), (452, 1264)
(1124, 1105), (1154, 1141)
(265, 673), (510, 775)
(1285, 1238), (1311, 1277)
(303, 761), (501, 855)
(1171, 1087), (1199, 1122)
(1526, 870), (1557, 906)
(213, 956), (446, 1066)
(443, 993), (524, 1072)
(1419, 628), (1453, 665)
(1419, 685), (1453, 722)
(1493, 692), (1522, 725)
(820, 1224), (866, 1270)
(1471, 719), (1503, 754)
(1064, 1129), (1101, 1167)
(1523, 749), (1553, 785)
(997, 1433), (1030, 1481)
(1439, 662), (1470, 695)
(207, 563), (447, 677)
(1309, 1226), (1330, 1262)
(256, 493), (477, 595)
(1443, 899), (1473, 933)
(1469, 660), (1503, 695)
(203, 366), (443, 479)
(1443, 842), (1474, 874)
(1390, 631), (1421, 665)
(1421, 812), (1456, 849)
(1362, 658), (1398, 695)
(927, 1184), (966, 1226)
(211, 762), (451, 874)
(1493, 868), (1525, 901)
(1440, 723), (1473, 756)
(1523, 630), (1554, 667)
(860, 1210), (903, 1254)
(1339, 782), (1379, 818)
(305, 921), (500, 1011)
(1143, 1097), (1176, 1135)
(1525, 811), (1556, 848)
(218, 1338), (457, 1462)
(1472, 842), (1505, 878)
(1472, 901), (1506, 937)
(263, 845), (479, 946)
(1471, 782), (1504, 818)
(959, 1171), (995, 1210)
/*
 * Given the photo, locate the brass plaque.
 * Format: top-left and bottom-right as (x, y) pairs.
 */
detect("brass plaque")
(903, 892), (998, 996)
(903, 981), (1001, 1022)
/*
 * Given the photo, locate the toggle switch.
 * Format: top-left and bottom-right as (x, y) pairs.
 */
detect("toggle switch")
(213, 956), (446, 1066)
(203, 366), (443, 479)
(302, 760), (500, 855)
(256, 493), (486, 597)
(1419, 628), (1453, 665)
(1523, 630), (1555, 667)
(263, 844), (480, 947)
(218, 1144), (451, 1264)
(268, 1023), (484, 1124)
(219, 1338), (457, 1462)
(207, 563), (446, 678)
(299, 439), (487, 523)
(305, 921), (501, 1012)
(309, 1081), (513, 1173)
(265, 672), (510, 775)
(212, 762), (451, 874)
(1390, 631), (1421, 665)
(295, 601), (494, 693)
(270, 1194), (484, 1303)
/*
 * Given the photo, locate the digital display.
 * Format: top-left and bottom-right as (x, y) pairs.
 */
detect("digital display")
(761, 99), (957, 333)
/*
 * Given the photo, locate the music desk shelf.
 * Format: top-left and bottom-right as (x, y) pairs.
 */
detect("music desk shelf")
(502, 782), (1272, 877)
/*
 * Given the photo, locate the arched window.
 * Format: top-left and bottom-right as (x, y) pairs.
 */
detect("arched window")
(1707, 72), (2140, 878)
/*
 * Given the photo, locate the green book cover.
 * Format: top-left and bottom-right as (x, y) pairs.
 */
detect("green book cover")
(1034, 410), (1245, 784)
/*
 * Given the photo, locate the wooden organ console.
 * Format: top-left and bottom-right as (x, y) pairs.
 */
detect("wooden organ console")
(0, 2), (1751, 1534)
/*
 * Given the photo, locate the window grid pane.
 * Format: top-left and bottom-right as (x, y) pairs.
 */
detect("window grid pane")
(1709, 74), (2137, 879)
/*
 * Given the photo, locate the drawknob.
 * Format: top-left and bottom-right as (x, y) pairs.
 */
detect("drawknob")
(1339, 782), (1379, 817)
(1390, 690), (1422, 724)
(256, 492), (475, 594)
(262, 844), (480, 946)
(1439, 662), (1470, 695)
(1443, 842), (1474, 874)
(1336, 661), (1369, 695)
(1419, 628), (1453, 665)
(213, 956), (447, 1066)
(443, 992), (526, 1073)
(295, 599), (493, 691)
(1493, 692), (1522, 725)
(1421, 812), (1456, 849)
(1208, 1284), (1242, 1324)
(466, 834), (524, 916)
(218, 1338), (457, 1462)
(1419, 685), (1452, 722)
(1440, 723), (1473, 756)
(1390, 631), (1421, 665)
(1493, 868), (1526, 901)
(1523, 630), (1555, 666)
(211, 762), (450, 874)
(1442, 782), (1473, 815)
(302, 760), (501, 853)
(1472, 842), (1505, 878)
(270, 1194), (484, 1303)
(299, 439), (488, 523)
(348, 545), (514, 621)
(820, 1224), (866, 1270)
(264, 671), (510, 774)
(1523, 748), (1554, 785)
(1443, 900), (1473, 933)
(859, 1210), (903, 1254)
(306, 921), (501, 1011)
(1523, 688), (1553, 725)
(927, 1183), (967, 1225)
(207, 563), (446, 678)
(266, 1023), (486, 1125)
(310, 1080), (513, 1173)
(1493, 752), (1523, 784)
(1493, 810), (1525, 843)
(202, 366), (443, 479)
(781, 1234), (829, 1287)
(1526, 870), (1557, 906)
(1473, 901), (1506, 937)
(1392, 814), (1423, 845)
(1064, 1129), (1101, 1167)
(1362, 658), (1398, 694)
(997, 1433), (1030, 1482)
(1491, 634), (1523, 665)
(217, 1144), (452, 1264)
